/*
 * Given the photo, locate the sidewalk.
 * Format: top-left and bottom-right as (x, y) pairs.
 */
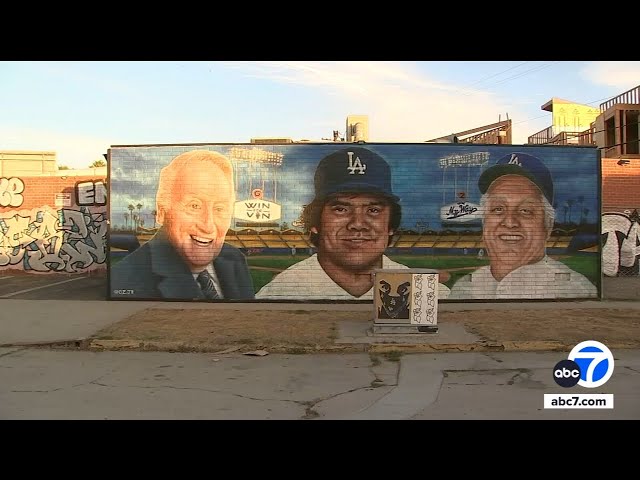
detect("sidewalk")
(2, 298), (639, 353)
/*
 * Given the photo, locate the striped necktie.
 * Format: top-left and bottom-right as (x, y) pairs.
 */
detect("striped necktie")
(197, 270), (220, 299)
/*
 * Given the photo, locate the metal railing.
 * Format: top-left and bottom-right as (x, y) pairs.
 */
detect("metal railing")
(527, 126), (554, 144)
(600, 85), (640, 112)
(527, 127), (595, 146)
(550, 130), (596, 146)
(460, 126), (509, 144)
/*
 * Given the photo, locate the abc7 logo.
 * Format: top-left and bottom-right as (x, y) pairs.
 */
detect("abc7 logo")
(553, 340), (614, 388)
(553, 360), (581, 387)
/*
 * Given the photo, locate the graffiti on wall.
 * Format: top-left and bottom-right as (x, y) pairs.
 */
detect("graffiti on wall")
(109, 144), (601, 302)
(0, 177), (25, 207)
(0, 204), (107, 273)
(76, 180), (107, 206)
(602, 210), (640, 276)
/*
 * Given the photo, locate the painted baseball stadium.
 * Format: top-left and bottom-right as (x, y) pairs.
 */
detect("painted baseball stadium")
(109, 142), (600, 301)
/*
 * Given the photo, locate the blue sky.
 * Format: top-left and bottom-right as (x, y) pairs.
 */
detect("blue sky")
(1, 61), (639, 169)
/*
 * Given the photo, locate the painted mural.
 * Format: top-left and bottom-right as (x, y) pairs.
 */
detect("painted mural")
(108, 143), (601, 302)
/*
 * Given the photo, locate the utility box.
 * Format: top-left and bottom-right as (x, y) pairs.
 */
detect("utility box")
(372, 269), (439, 334)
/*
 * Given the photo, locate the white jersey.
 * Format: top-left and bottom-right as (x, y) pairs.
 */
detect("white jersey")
(448, 256), (597, 300)
(256, 254), (451, 300)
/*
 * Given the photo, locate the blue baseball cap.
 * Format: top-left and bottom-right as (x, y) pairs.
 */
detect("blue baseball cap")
(478, 152), (554, 204)
(313, 147), (399, 201)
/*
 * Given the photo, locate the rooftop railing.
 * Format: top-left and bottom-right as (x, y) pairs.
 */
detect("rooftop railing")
(600, 85), (640, 112)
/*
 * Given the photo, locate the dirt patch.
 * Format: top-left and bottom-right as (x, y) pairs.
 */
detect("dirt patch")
(451, 308), (640, 347)
(91, 309), (373, 353)
(89, 307), (640, 353)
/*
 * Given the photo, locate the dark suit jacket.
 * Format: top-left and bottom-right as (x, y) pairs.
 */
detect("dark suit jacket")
(110, 229), (255, 300)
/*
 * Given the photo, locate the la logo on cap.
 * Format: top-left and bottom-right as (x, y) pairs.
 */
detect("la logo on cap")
(507, 154), (522, 167)
(347, 151), (367, 175)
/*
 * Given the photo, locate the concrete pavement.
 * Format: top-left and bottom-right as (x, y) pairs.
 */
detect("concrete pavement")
(1, 346), (637, 419)
(1, 298), (639, 419)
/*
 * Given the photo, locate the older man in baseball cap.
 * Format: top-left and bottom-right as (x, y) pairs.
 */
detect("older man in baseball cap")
(256, 146), (450, 300)
(449, 152), (596, 299)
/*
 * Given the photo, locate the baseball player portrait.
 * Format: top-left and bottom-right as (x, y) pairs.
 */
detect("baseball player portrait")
(256, 146), (451, 300)
(448, 152), (597, 299)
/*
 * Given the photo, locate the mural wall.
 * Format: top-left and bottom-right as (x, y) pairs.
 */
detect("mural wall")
(0, 176), (107, 273)
(108, 143), (601, 302)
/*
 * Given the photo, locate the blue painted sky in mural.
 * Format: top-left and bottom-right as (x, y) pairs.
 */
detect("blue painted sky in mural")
(1, 61), (638, 169)
(110, 143), (600, 232)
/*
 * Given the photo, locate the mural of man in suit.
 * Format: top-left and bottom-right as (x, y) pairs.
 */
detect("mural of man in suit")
(110, 149), (254, 300)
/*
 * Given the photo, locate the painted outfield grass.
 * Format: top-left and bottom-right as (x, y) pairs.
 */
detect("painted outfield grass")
(247, 254), (599, 291)
(111, 252), (599, 293)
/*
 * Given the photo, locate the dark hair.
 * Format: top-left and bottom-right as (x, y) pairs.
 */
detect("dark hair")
(302, 193), (402, 247)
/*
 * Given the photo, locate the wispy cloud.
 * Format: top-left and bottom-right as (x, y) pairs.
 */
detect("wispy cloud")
(222, 61), (534, 143)
(581, 62), (640, 90)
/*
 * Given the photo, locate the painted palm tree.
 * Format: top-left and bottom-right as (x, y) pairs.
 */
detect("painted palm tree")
(127, 204), (135, 232)
(577, 196), (584, 224)
(567, 199), (575, 224)
(136, 203), (143, 232)
(124, 212), (130, 230)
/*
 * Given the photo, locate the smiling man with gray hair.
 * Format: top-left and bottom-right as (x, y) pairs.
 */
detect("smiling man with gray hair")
(448, 152), (597, 299)
(110, 149), (254, 300)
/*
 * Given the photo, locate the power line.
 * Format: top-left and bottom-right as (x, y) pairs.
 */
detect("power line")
(489, 62), (557, 88)
(461, 62), (557, 97)
(456, 61), (531, 95)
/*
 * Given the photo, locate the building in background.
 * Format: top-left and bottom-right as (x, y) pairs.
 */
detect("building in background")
(523, 85), (640, 278)
(524, 84), (640, 157)
(0, 151), (107, 274)
(425, 119), (512, 145)
(345, 115), (369, 142)
(527, 98), (601, 145)
(0, 150), (57, 177)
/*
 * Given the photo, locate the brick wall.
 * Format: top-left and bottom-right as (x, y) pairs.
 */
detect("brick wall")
(601, 157), (640, 277)
(602, 158), (640, 212)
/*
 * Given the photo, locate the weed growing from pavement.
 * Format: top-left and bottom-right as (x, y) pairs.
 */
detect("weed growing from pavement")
(381, 351), (403, 362)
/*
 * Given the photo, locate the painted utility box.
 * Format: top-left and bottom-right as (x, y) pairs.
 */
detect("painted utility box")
(372, 268), (439, 334)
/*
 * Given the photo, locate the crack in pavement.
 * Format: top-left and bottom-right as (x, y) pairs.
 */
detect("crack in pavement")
(367, 357), (400, 388)
(297, 358), (402, 419)
(89, 380), (305, 404)
(12, 387), (65, 393)
(0, 348), (26, 359)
